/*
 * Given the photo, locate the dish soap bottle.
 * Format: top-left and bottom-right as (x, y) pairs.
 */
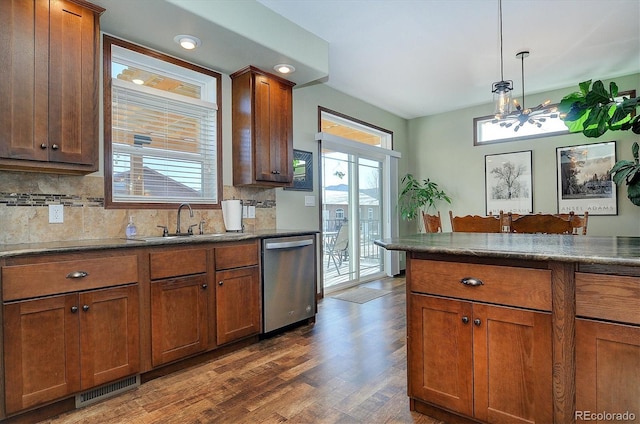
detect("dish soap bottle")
(125, 216), (137, 239)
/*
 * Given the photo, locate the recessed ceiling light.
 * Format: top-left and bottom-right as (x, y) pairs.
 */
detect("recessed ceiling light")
(174, 35), (201, 50)
(274, 64), (295, 74)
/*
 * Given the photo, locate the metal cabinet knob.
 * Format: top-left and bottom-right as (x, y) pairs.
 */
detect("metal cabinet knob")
(71, 306), (78, 313)
(51, 144), (59, 150)
(40, 143), (47, 149)
(462, 316), (469, 324)
(82, 305), (90, 312)
(218, 281), (223, 286)
(473, 318), (481, 326)
(202, 284), (208, 289)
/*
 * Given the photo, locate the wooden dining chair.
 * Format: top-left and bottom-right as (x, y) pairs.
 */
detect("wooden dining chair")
(569, 211), (588, 235)
(509, 213), (573, 234)
(422, 211), (443, 233)
(490, 210), (516, 233)
(449, 211), (502, 233)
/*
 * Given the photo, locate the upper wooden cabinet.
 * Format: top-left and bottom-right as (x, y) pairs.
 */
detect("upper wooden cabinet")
(231, 66), (295, 187)
(0, 0), (104, 174)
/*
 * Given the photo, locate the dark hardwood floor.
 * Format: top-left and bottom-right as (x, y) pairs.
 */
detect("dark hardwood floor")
(38, 276), (443, 424)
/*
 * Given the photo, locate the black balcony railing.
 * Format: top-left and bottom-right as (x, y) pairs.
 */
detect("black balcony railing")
(322, 219), (380, 260)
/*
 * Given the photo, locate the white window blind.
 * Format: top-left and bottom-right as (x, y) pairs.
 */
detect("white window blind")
(108, 42), (219, 206)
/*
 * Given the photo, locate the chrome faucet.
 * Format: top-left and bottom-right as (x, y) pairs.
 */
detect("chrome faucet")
(176, 203), (194, 234)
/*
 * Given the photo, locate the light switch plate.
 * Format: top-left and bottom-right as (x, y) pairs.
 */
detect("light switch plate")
(49, 204), (64, 223)
(304, 196), (315, 207)
(248, 205), (256, 218)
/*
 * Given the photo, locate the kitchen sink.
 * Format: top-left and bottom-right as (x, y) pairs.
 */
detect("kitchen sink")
(133, 233), (227, 242)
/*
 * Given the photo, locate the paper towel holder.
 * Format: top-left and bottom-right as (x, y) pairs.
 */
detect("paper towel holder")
(222, 198), (244, 233)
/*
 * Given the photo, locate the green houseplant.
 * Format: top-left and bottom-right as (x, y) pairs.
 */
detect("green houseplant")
(398, 174), (451, 226)
(559, 79), (640, 206)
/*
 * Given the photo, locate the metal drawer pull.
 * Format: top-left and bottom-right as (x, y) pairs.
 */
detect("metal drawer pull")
(460, 277), (483, 286)
(67, 271), (89, 278)
(66, 271), (89, 279)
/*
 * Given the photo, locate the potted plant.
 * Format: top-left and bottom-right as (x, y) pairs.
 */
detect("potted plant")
(559, 79), (640, 206)
(398, 174), (451, 229)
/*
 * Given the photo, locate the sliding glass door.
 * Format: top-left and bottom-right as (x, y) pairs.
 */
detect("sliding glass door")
(317, 108), (400, 293)
(321, 148), (384, 291)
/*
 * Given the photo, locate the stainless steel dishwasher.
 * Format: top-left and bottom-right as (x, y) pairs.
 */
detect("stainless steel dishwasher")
(262, 234), (316, 333)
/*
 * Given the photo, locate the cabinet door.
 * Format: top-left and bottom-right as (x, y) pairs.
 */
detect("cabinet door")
(576, 318), (640, 420)
(3, 294), (80, 414)
(79, 285), (140, 389)
(0, 0), (49, 161)
(253, 75), (292, 184)
(215, 266), (261, 345)
(151, 275), (208, 366)
(47, 0), (97, 166)
(473, 304), (552, 424)
(408, 294), (473, 416)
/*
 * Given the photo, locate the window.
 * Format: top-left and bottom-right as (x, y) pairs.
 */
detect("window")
(103, 36), (222, 208)
(473, 112), (568, 145)
(335, 208), (345, 220)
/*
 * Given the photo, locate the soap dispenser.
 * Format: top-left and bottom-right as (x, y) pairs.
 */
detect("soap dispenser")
(125, 216), (137, 239)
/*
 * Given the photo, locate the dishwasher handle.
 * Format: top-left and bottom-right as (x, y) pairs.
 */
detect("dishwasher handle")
(265, 239), (313, 250)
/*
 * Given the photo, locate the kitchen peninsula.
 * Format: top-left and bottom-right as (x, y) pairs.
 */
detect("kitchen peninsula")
(375, 233), (640, 424)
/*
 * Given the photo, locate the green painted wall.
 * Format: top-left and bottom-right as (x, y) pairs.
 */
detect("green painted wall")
(408, 73), (640, 236)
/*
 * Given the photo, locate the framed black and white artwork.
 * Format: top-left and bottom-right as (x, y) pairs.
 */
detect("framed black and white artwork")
(556, 141), (617, 215)
(485, 150), (533, 215)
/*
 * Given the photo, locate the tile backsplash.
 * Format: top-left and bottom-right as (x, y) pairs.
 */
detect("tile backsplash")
(0, 172), (276, 245)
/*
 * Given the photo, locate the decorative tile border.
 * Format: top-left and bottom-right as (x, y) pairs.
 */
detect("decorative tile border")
(0, 192), (100, 207)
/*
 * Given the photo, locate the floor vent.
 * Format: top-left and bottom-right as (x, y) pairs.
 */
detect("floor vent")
(75, 375), (140, 409)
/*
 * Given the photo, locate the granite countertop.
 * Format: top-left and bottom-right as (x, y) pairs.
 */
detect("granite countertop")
(375, 233), (640, 267)
(0, 229), (319, 259)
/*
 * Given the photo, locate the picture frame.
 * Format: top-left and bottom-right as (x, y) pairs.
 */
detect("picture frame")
(556, 141), (617, 216)
(485, 150), (533, 215)
(284, 149), (313, 191)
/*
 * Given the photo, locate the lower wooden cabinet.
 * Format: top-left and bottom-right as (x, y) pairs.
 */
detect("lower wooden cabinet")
(576, 318), (640, 420)
(409, 294), (552, 423)
(150, 275), (209, 366)
(3, 285), (139, 414)
(215, 265), (260, 345)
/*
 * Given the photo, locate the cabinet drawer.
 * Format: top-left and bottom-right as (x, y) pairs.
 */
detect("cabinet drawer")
(2, 256), (138, 301)
(410, 259), (552, 311)
(150, 248), (207, 280)
(215, 242), (259, 270)
(576, 273), (640, 325)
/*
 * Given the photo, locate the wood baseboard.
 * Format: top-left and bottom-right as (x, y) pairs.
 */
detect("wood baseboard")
(412, 398), (482, 424)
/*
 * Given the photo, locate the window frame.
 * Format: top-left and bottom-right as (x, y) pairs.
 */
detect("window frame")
(473, 106), (568, 146)
(103, 35), (222, 209)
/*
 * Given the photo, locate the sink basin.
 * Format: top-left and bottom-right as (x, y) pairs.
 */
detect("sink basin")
(133, 233), (227, 242)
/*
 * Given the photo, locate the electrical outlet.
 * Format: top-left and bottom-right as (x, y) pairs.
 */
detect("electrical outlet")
(248, 205), (256, 218)
(49, 204), (64, 224)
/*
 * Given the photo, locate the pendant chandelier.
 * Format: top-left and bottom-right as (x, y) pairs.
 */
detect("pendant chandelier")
(491, 0), (513, 117)
(493, 51), (559, 132)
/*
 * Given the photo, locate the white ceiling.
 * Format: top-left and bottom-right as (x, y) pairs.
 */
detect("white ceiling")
(257, 0), (640, 119)
(93, 0), (640, 120)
